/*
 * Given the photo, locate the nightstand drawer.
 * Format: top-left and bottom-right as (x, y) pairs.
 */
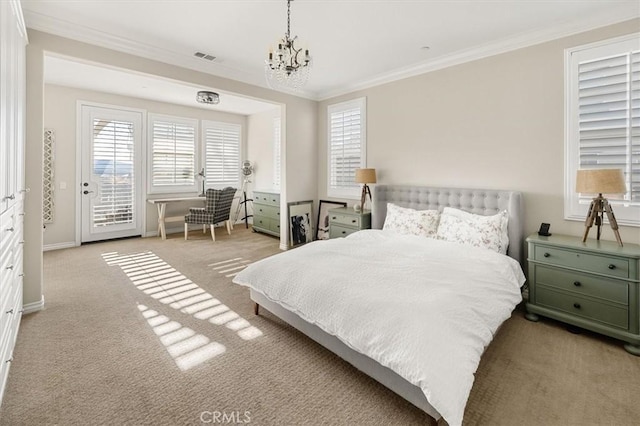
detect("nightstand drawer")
(330, 213), (361, 228)
(534, 245), (629, 279)
(329, 224), (359, 238)
(254, 205), (279, 220)
(536, 287), (628, 330)
(534, 265), (628, 304)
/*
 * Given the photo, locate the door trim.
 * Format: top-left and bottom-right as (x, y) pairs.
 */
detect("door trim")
(75, 101), (147, 246)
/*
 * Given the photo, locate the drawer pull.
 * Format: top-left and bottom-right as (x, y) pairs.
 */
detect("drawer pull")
(352, 219), (356, 223)
(5, 357), (13, 364)
(608, 264), (616, 270)
(573, 281), (581, 287)
(341, 231), (346, 235)
(5, 227), (14, 232)
(543, 252), (550, 257)
(331, 216), (337, 220)
(6, 265), (13, 270)
(3, 194), (15, 201)
(6, 309), (13, 314)
(573, 303), (581, 309)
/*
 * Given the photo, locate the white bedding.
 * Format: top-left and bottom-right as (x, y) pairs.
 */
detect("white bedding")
(233, 230), (525, 426)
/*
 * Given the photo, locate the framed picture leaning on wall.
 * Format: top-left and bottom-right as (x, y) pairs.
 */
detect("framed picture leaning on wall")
(288, 200), (314, 247)
(316, 200), (347, 240)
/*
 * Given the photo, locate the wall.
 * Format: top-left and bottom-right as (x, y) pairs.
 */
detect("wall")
(247, 108), (281, 192)
(317, 18), (640, 246)
(42, 83), (250, 247)
(25, 30), (318, 307)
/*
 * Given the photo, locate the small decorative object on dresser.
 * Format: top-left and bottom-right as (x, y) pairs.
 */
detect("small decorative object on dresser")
(316, 200), (347, 240)
(526, 234), (640, 355)
(328, 206), (371, 239)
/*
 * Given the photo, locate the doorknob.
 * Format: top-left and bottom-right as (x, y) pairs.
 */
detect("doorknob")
(83, 190), (94, 195)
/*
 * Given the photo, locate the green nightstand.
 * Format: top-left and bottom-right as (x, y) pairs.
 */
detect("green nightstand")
(526, 234), (640, 355)
(328, 207), (371, 238)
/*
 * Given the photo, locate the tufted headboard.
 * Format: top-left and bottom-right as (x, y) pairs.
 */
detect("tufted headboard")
(372, 185), (524, 264)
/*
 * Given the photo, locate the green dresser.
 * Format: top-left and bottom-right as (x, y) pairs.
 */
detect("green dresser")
(526, 234), (640, 355)
(328, 207), (371, 239)
(252, 190), (280, 237)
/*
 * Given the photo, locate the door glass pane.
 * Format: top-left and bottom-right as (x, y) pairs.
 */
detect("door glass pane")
(92, 118), (135, 227)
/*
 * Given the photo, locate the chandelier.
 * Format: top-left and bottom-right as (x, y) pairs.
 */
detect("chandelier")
(265, 0), (311, 91)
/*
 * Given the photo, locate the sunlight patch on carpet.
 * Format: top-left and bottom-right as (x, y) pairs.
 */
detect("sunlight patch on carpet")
(209, 257), (253, 277)
(102, 251), (263, 343)
(137, 304), (226, 371)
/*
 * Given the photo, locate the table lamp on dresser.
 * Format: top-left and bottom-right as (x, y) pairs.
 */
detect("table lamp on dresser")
(576, 168), (627, 246)
(355, 168), (376, 211)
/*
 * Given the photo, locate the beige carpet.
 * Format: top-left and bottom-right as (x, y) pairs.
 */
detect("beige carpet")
(1, 227), (638, 425)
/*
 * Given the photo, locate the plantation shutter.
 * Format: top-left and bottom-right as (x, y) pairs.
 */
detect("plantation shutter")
(577, 43), (640, 204)
(151, 117), (196, 188)
(203, 121), (241, 188)
(92, 119), (135, 225)
(328, 98), (366, 197)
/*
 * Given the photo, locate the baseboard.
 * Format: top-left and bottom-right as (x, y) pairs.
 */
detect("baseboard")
(43, 242), (77, 251)
(23, 296), (45, 314)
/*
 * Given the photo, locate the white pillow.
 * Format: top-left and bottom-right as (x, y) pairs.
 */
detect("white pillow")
(436, 207), (509, 254)
(382, 203), (440, 238)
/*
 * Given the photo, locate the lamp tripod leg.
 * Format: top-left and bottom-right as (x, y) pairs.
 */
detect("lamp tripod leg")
(582, 200), (597, 242)
(603, 200), (623, 246)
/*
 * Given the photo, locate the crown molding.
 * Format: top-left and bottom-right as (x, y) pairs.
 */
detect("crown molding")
(23, 6), (638, 103)
(23, 10), (318, 100)
(11, 0), (28, 41)
(318, 7), (640, 101)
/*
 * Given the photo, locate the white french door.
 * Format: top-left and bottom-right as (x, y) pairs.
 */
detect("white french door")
(80, 105), (143, 242)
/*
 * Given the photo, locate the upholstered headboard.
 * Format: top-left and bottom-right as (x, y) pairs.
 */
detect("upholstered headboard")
(372, 185), (524, 264)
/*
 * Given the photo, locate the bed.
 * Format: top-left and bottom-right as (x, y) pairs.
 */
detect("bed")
(233, 185), (525, 425)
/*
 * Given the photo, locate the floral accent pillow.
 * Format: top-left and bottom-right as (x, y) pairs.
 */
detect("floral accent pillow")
(436, 207), (509, 254)
(382, 203), (440, 238)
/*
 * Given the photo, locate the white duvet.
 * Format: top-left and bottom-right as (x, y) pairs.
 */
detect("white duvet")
(233, 230), (525, 426)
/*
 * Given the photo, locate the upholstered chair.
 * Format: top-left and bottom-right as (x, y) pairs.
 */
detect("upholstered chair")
(184, 187), (236, 241)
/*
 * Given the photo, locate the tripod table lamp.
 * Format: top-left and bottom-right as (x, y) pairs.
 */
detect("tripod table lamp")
(576, 168), (627, 246)
(355, 168), (376, 211)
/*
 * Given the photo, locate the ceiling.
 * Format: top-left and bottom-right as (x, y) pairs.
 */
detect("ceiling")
(23, 0), (640, 102)
(44, 55), (279, 115)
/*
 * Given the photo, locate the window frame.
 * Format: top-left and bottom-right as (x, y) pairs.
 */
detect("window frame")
(147, 113), (198, 194)
(327, 97), (367, 199)
(201, 120), (242, 190)
(564, 33), (640, 227)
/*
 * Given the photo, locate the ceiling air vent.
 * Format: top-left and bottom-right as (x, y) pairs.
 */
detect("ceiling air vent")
(194, 52), (216, 61)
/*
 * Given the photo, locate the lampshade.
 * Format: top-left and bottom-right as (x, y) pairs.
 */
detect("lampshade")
(576, 169), (626, 194)
(355, 168), (377, 184)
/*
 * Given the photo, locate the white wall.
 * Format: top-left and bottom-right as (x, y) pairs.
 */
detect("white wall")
(247, 107), (282, 192)
(317, 18), (640, 246)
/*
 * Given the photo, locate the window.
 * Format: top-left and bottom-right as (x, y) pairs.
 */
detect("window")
(565, 34), (640, 226)
(327, 97), (366, 198)
(273, 116), (281, 189)
(149, 114), (197, 193)
(202, 120), (241, 189)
